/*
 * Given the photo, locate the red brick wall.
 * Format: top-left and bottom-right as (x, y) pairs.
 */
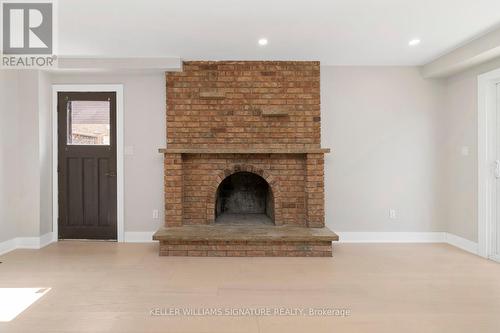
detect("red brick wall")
(159, 240), (332, 257)
(166, 61), (321, 149)
(164, 61), (325, 228)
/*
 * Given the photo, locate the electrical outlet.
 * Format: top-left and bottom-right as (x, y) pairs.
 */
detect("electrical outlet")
(124, 146), (134, 156)
(152, 209), (159, 219)
(389, 209), (397, 219)
(460, 146), (469, 156)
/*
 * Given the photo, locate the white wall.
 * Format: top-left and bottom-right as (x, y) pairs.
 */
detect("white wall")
(38, 71), (53, 236)
(50, 72), (166, 233)
(0, 70), (46, 241)
(15, 71), (42, 237)
(0, 70), (20, 242)
(442, 57), (500, 242)
(321, 66), (447, 233)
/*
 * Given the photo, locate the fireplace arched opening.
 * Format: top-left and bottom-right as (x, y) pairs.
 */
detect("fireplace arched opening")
(214, 171), (275, 225)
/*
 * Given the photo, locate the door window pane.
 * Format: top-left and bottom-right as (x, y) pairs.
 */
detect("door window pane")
(67, 100), (111, 145)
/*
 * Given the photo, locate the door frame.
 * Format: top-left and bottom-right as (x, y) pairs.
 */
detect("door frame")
(52, 85), (124, 242)
(478, 69), (500, 259)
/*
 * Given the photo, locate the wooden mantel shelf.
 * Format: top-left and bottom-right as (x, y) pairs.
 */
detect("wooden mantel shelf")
(158, 148), (331, 154)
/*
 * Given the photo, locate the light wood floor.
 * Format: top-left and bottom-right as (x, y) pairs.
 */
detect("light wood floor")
(0, 242), (499, 333)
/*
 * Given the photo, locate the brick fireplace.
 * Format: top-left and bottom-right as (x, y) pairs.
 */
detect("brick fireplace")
(153, 61), (338, 256)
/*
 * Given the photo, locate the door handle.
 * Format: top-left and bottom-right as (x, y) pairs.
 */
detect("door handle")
(495, 160), (500, 179)
(105, 171), (116, 177)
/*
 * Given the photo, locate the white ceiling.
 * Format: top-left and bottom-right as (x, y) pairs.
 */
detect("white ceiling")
(58, 0), (500, 65)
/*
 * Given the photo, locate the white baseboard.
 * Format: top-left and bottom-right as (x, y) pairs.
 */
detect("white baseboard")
(0, 232), (55, 256)
(124, 231), (155, 243)
(1, 231), (154, 254)
(336, 231), (478, 255)
(0, 238), (17, 256)
(444, 233), (478, 255)
(15, 237), (44, 249)
(40, 231), (57, 247)
(337, 232), (446, 243)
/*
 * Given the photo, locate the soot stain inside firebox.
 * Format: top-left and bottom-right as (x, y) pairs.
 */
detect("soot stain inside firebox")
(215, 172), (274, 225)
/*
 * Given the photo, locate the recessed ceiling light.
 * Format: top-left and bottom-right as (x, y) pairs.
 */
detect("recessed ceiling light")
(258, 38), (268, 46)
(408, 39), (421, 46)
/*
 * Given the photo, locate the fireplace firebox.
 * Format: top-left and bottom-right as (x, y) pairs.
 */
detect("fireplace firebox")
(215, 171), (274, 225)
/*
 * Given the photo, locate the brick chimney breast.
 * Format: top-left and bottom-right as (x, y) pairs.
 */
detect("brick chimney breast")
(166, 61), (321, 149)
(162, 61), (327, 229)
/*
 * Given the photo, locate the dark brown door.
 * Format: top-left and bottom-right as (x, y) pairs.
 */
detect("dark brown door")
(58, 92), (117, 240)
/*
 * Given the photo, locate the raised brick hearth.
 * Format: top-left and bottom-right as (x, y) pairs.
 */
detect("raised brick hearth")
(153, 225), (338, 257)
(153, 61), (338, 256)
